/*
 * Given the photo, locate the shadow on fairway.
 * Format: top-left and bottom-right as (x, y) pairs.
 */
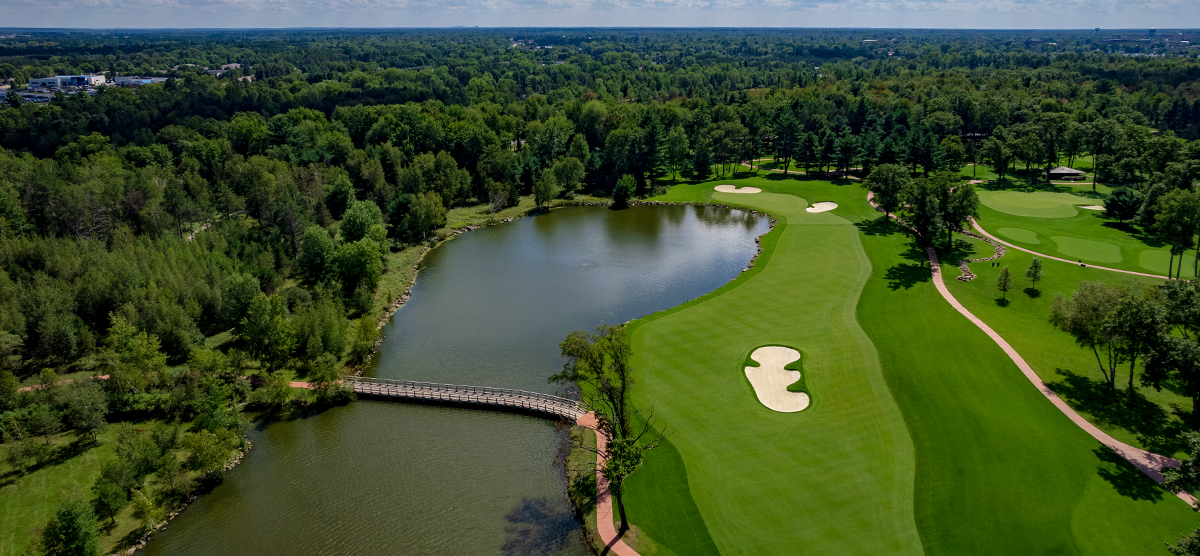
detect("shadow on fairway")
(1094, 446), (1167, 503)
(1050, 369), (1188, 456)
(855, 215), (899, 237)
(501, 497), (580, 556)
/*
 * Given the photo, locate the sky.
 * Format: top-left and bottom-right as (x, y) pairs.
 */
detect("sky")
(0, 0), (1196, 30)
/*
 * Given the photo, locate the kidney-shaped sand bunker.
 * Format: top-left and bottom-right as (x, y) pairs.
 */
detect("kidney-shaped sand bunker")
(744, 346), (810, 412)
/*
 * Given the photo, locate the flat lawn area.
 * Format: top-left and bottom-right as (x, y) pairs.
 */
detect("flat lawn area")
(941, 241), (1191, 457)
(627, 174), (1198, 554)
(973, 185), (1193, 276)
(627, 175), (924, 555)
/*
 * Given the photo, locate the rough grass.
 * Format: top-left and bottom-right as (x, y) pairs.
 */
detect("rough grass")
(625, 174), (923, 555)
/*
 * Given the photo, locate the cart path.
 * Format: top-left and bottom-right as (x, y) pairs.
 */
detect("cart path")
(577, 412), (643, 556)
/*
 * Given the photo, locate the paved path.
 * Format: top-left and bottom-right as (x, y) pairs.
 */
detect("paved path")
(970, 218), (1168, 279)
(576, 412), (642, 556)
(866, 191), (1193, 505)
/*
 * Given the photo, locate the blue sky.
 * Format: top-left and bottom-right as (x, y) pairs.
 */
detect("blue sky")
(0, 0), (1195, 30)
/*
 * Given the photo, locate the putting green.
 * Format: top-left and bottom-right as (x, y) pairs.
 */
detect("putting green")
(1050, 236), (1123, 263)
(627, 182), (922, 554)
(978, 191), (1090, 218)
(997, 227), (1040, 244)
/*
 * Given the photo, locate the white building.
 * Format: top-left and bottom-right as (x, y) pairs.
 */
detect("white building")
(27, 73), (107, 89)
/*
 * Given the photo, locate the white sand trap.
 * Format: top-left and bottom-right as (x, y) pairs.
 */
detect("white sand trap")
(745, 346), (810, 413)
(1079, 205), (1106, 211)
(714, 184), (761, 194)
(806, 202), (838, 213)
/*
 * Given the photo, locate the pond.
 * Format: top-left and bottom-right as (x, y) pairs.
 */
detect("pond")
(143, 204), (769, 556)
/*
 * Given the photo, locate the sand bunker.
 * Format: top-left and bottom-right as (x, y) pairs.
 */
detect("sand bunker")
(1079, 205), (1106, 211)
(714, 184), (761, 194)
(745, 346), (810, 413)
(806, 202), (838, 213)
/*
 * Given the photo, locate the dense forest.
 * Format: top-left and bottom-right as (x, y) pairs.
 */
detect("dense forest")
(1, 27), (1200, 555)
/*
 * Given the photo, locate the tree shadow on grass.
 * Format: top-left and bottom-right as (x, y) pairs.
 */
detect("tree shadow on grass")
(854, 214), (899, 237)
(995, 298), (1010, 307)
(1094, 445), (1167, 502)
(1049, 369), (1188, 456)
(1024, 287), (1042, 298)
(885, 263), (930, 290)
(501, 498), (579, 556)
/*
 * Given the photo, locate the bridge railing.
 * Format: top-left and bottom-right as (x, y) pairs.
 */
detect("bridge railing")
(344, 376), (586, 413)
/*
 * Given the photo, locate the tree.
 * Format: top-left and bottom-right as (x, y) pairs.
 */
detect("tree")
(91, 475), (128, 525)
(691, 138), (712, 180)
(864, 164), (909, 219)
(533, 169), (559, 210)
(902, 176), (943, 250)
(405, 191), (446, 239)
(996, 266), (1013, 302)
(102, 315), (168, 395)
(943, 180), (980, 246)
(340, 200), (384, 243)
(0, 369), (18, 412)
(1164, 432), (1200, 495)
(347, 316), (378, 364)
(940, 135), (967, 172)
(1105, 188), (1140, 223)
(664, 126), (689, 182)
(1104, 293), (1167, 390)
(40, 495), (100, 556)
(1154, 189), (1200, 279)
(612, 174), (635, 210)
(1025, 257), (1044, 293)
(27, 403), (62, 445)
(1049, 281), (1126, 391)
(182, 430), (230, 478)
(335, 238), (384, 297)
(241, 294), (295, 372)
(552, 157), (585, 198)
(982, 136), (1013, 183)
(550, 325), (663, 532)
(774, 110), (801, 176)
(63, 380), (107, 442)
(130, 487), (165, 531)
(1166, 526), (1200, 556)
(297, 226), (335, 285)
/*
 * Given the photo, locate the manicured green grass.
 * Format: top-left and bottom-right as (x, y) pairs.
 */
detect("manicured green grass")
(626, 175), (924, 555)
(628, 174), (1198, 554)
(942, 242), (1191, 457)
(977, 202), (1195, 275)
(978, 190), (1095, 218)
(974, 190), (1195, 275)
(859, 220), (1196, 554)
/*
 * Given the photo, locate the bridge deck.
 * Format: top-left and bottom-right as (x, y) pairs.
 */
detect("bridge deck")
(345, 376), (586, 420)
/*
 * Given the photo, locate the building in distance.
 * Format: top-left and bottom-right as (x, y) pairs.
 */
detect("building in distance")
(27, 74), (106, 89)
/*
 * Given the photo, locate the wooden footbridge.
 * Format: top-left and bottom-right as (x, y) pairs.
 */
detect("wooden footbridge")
(343, 376), (587, 420)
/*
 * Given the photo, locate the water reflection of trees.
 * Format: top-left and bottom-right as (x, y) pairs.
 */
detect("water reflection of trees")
(501, 498), (580, 556)
(692, 204), (765, 231)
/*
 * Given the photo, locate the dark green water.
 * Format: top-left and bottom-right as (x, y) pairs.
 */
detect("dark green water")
(143, 205), (767, 556)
